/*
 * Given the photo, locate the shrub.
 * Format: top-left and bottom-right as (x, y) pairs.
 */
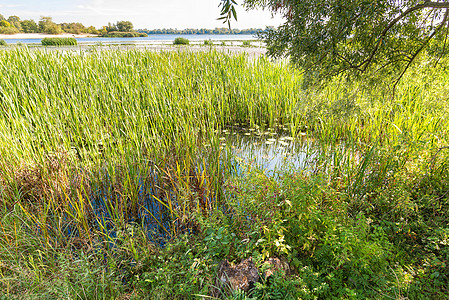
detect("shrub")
(223, 170), (401, 298)
(102, 31), (147, 38)
(134, 233), (213, 298)
(204, 39), (213, 46)
(242, 41), (251, 47)
(41, 37), (78, 46)
(173, 37), (190, 45)
(0, 40), (7, 46)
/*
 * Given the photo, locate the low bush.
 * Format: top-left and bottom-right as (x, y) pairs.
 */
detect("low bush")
(174, 37), (190, 45)
(0, 39), (7, 46)
(41, 37), (78, 46)
(133, 234), (214, 298)
(102, 31), (148, 38)
(217, 164), (449, 299)
(204, 39), (213, 46)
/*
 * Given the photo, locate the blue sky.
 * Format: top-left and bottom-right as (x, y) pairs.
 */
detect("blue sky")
(0, 0), (283, 29)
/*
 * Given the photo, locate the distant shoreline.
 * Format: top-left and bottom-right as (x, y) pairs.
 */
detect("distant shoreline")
(0, 33), (99, 40)
(0, 32), (259, 40)
(141, 32), (260, 35)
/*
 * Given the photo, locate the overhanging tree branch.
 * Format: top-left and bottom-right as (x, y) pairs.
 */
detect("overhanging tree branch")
(434, 14), (449, 67)
(360, 2), (449, 72)
(227, 0), (449, 90)
(392, 8), (449, 95)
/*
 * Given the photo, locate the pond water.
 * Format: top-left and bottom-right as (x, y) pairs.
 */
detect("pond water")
(4, 34), (258, 45)
(219, 125), (314, 175)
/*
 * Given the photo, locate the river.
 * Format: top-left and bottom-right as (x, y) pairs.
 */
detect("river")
(4, 34), (258, 45)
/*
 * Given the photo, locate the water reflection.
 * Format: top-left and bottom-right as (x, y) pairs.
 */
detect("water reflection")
(220, 125), (316, 175)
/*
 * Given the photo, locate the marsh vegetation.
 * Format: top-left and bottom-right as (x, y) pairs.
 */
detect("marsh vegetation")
(0, 48), (448, 298)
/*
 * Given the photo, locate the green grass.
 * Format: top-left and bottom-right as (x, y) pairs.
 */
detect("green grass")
(0, 48), (448, 298)
(204, 39), (214, 46)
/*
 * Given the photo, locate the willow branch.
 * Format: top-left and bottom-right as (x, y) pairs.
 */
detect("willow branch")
(392, 8), (449, 96)
(360, 2), (449, 72)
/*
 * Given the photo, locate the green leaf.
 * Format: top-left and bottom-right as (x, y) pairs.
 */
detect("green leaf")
(231, 6), (238, 21)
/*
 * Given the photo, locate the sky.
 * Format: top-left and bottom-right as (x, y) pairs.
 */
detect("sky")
(0, 0), (284, 29)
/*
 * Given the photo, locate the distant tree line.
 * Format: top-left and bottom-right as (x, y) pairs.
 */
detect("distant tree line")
(138, 27), (268, 35)
(0, 14), (141, 36)
(0, 14), (101, 35)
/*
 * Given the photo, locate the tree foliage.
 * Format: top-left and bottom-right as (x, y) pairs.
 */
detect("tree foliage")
(139, 27), (262, 35)
(39, 17), (62, 34)
(21, 20), (39, 33)
(7, 16), (21, 31)
(0, 20), (11, 27)
(220, 0), (449, 87)
(116, 21), (134, 32)
(60, 22), (86, 34)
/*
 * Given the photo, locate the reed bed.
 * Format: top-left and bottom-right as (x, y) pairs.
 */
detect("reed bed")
(0, 48), (448, 298)
(0, 48), (305, 246)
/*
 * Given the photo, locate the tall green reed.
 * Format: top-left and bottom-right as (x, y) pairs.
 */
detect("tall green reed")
(0, 48), (305, 243)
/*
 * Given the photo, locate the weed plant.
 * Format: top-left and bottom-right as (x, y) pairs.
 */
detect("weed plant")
(0, 48), (447, 298)
(204, 39), (214, 46)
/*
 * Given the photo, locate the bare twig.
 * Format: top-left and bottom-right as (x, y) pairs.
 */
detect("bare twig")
(434, 11), (449, 67)
(429, 146), (449, 171)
